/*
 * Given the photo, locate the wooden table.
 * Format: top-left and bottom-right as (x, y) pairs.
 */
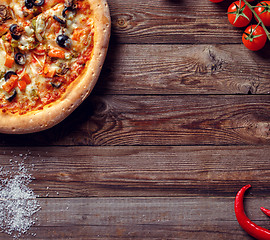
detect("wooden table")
(1, 0), (270, 239)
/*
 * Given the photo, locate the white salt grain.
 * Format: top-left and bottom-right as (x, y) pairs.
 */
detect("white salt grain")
(0, 162), (40, 238)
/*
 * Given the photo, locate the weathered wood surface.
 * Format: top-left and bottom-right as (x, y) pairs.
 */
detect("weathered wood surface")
(0, 197), (269, 239)
(109, 0), (249, 44)
(97, 44), (270, 95)
(1, 0), (270, 239)
(1, 146), (270, 198)
(1, 95), (270, 146)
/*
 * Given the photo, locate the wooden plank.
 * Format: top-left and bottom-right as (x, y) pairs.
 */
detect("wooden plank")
(1, 95), (270, 146)
(109, 0), (244, 44)
(1, 146), (270, 197)
(0, 197), (268, 239)
(97, 44), (270, 94)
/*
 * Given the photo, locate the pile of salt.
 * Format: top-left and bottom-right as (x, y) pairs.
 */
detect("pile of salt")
(0, 162), (40, 238)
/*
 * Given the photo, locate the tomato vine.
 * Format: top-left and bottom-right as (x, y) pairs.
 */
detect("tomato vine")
(210, 0), (270, 50)
(242, 0), (270, 41)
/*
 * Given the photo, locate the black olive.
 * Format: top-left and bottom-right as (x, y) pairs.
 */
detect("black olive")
(56, 34), (71, 48)
(9, 24), (21, 40)
(62, 7), (70, 18)
(51, 82), (62, 88)
(7, 90), (17, 102)
(4, 71), (17, 81)
(11, 33), (20, 40)
(25, 0), (34, 9)
(14, 53), (26, 65)
(9, 24), (17, 32)
(33, 0), (44, 6)
(62, 5), (76, 18)
(53, 15), (66, 25)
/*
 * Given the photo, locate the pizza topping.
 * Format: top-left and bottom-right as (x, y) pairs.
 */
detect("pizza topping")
(6, 90), (17, 102)
(2, 69), (32, 101)
(9, 24), (23, 40)
(62, 0), (77, 18)
(0, 72), (4, 79)
(42, 64), (56, 78)
(65, 0), (75, 8)
(58, 62), (70, 75)
(4, 71), (17, 81)
(64, 0), (76, 9)
(51, 76), (64, 88)
(18, 37), (37, 51)
(0, 5), (11, 25)
(25, 0), (34, 10)
(24, 0), (44, 9)
(32, 0), (45, 7)
(32, 44), (45, 55)
(56, 34), (71, 48)
(20, 72), (31, 84)
(14, 53), (26, 65)
(17, 80), (27, 91)
(62, 7), (72, 18)
(4, 54), (14, 68)
(48, 48), (65, 59)
(35, 14), (46, 42)
(24, 25), (34, 35)
(53, 15), (66, 25)
(3, 75), (18, 93)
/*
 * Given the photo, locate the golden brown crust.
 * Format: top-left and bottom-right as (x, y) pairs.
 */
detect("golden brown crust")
(0, 0), (111, 134)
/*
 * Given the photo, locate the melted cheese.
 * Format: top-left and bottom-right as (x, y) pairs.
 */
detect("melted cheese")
(10, 2), (24, 19)
(0, 50), (6, 69)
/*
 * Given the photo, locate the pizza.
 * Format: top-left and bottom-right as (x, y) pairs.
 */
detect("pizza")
(0, 0), (110, 133)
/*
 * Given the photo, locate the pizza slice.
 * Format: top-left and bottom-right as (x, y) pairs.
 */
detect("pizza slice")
(0, 0), (110, 133)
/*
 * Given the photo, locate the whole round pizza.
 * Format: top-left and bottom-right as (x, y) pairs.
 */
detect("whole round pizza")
(0, 0), (110, 134)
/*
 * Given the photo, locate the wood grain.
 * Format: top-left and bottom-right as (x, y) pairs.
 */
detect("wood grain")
(109, 0), (247, 44)
(1, 146), (270, 197)
(1, 95), (270, 146)
(97, 44), (270, 94)
(1, 0), (270, 239)
(0, 197), (268, 239)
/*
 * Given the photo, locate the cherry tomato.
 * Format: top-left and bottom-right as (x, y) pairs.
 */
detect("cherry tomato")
(227, 1), (253, 27)
(209, 0), (224, 2)
(254, 1), (270, 26)
(242, 25), (267, 51)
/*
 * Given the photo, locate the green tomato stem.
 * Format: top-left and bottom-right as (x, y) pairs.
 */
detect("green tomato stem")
(242, 0), (270, 41)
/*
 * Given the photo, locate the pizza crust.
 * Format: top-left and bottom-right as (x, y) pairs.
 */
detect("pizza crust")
(0, 0), (111, 134)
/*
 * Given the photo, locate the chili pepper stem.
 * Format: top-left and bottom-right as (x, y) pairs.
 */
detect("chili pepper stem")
(242, 0), (270, 41)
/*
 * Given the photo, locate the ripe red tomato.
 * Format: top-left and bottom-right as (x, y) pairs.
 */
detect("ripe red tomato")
(242, 25), (267, 51)
(254, 1), (270, 26)
(209, 0), (224, 2)
(228, 1), (253, 27)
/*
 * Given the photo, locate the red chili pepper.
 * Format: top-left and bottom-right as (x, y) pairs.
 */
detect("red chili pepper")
(234, 184), (270, 240)
(261, 207), (270, 217)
